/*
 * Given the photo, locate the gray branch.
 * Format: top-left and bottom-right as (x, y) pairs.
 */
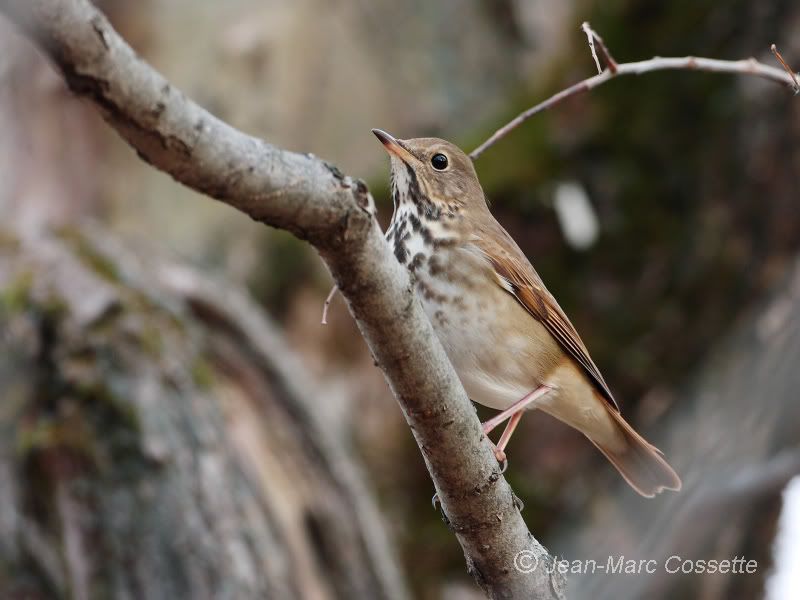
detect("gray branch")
(0, 0), (563, 597)
(470, 22), (797, 159)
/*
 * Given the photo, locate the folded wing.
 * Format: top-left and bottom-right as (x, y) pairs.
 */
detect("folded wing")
(472, 222), (619, 411)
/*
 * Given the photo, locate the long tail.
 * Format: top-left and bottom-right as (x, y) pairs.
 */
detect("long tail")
(591, 405), (682, 498)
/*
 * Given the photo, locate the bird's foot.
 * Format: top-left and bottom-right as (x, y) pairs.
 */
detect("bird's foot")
(488, 440), (508, 472)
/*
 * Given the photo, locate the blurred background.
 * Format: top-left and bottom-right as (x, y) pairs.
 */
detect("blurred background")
(1, 0), (799, 599)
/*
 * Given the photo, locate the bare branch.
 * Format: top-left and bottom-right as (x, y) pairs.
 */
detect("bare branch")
(0, 0), (563, 596)
(581, 22), (617, 74)
(582, 22), (603, 74)
(321, 284), (339, 325)
(771, 43), (800, 94)
(471, 23), (797, 159)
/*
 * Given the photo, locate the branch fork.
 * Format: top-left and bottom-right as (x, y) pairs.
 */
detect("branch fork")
(771, 43), (800, 94)
(470, 22), (798, 159)
(582, 22), (618, 74)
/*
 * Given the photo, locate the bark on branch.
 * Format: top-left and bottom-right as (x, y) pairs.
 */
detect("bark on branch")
(0, 0), (562, 597)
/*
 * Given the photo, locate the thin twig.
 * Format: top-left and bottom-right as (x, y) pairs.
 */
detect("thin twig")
(321, 284), (338, 325)
(582, 22), (602, 74)
(771, 43), (800, 94)
(471, 24), (797, 159)
(582, 22), (617, 74)
(590, 25), (618, 74)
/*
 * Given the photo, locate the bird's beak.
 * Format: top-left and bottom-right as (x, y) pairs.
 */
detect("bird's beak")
(372, 128), (416, 164)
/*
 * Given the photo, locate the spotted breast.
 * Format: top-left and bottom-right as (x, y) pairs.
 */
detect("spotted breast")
(385, 156), (557, 412)
(375, 129), (682, 497)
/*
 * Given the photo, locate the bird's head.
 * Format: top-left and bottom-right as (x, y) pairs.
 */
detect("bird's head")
(372, 129), (487, 221)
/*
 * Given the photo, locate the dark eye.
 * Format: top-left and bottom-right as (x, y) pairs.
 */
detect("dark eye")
(431, 153), (448, 170)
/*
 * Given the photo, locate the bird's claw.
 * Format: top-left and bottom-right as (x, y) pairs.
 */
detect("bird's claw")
(491, 444), (508, 473)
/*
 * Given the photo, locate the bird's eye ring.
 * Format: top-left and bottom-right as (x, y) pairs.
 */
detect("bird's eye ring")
(431, 153), (449, 170)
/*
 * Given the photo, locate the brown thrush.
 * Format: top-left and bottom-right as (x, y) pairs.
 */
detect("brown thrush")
(373, 128), (681, 498)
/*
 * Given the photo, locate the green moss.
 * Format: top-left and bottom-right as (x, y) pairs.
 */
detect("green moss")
(87, 381), (142, 434)
(15, 419), (56, 457)
(137, 320), (164, 358)
(191, 356), (215, 389)
(65, 378), (146, 478)
(0, 271), (33, 313)
(57, 228), (121, 284)
(15, 360), (142, 470)
(247, 229), (319, 316)
(16, 414), (99, 467)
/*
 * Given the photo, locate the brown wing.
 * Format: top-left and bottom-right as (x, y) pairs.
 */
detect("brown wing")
(472, 221), (619, 411)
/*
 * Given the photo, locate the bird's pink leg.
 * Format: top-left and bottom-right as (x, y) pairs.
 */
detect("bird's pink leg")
(492, 412), (523, 464)
(497, 412), (523, 452)
(481, 384), (552, 435)
(481, 385), (553, 468)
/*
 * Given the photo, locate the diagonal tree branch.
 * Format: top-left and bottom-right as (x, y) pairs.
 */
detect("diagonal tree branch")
(470, 22), (798, 159)
(0, 0), (562, 597)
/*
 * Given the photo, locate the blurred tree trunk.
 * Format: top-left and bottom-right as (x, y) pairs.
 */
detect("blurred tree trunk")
(1, 14), (407, 597)
(552, 256), (800, 599)
(0, 223), (408, 600)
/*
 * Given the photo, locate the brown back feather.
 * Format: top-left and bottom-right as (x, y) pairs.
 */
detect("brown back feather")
(471, 219), (619, 411)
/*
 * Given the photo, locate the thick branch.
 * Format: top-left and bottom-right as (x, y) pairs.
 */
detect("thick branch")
(471, 24), (797, 159)
(0, 0), (562, 597)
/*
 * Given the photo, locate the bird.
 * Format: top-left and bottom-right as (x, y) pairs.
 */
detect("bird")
(372, 128), (681, 498)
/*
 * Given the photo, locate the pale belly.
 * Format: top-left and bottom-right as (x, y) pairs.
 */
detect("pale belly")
(413, 249), (561, 411)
